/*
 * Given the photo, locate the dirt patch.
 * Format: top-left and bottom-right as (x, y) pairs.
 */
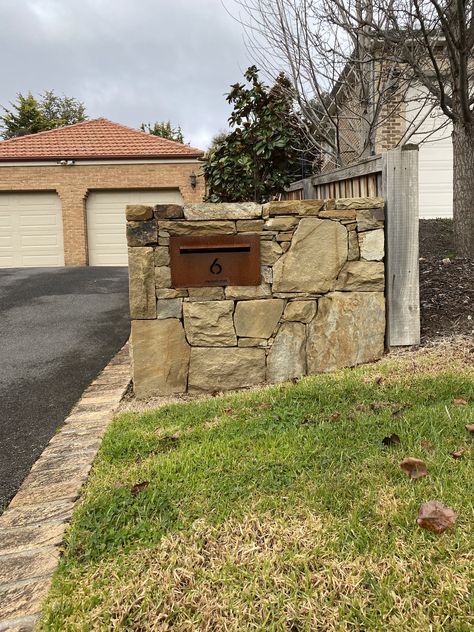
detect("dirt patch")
(419, 220), (473, 342)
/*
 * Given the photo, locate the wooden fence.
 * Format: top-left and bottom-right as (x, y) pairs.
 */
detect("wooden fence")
(283, 146), (420, 348)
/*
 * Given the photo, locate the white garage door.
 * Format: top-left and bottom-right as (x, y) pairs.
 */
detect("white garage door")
(87, 189), (183, 266)
(407, 87), (453, 218)
(0, 192), (64, 268)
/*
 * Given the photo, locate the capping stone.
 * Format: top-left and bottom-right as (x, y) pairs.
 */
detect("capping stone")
(131, 319), (190, 397)
(184, 203), (262, 220)
(267, 322), (306, 383)
(183, 301), (236, 346)
(307, 292), (385, 373)
(154, 204), (184, 219)
(188, 348), (266, 393)
(263, 200), (324, 216)
(335, 261), (384, 291)
(234, 299), (284, 339)
(273, 218), (347, 293)
(336, 197), (384, 210)
(126, 204), (153, 221)
(128, 247), (156, 319)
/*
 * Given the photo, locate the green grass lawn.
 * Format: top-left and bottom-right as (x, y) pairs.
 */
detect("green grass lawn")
(40, 343), (474, 631)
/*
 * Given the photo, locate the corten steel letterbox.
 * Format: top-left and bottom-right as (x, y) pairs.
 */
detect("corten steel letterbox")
(170, 234), (261, 288)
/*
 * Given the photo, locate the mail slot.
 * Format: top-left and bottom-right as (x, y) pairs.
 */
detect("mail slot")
(170, 234), (261, 287)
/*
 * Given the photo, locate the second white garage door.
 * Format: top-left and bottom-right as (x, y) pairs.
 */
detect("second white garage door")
(86, 189), (183, 266)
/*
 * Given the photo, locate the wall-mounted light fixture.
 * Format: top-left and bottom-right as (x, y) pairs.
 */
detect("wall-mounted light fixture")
(190, 171), (197, 189)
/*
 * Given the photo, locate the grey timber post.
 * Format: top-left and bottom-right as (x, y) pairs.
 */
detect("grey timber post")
(383, 145), (420, 347)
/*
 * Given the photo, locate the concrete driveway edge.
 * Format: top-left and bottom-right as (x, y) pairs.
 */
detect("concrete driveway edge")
(0, 344), (131, 631)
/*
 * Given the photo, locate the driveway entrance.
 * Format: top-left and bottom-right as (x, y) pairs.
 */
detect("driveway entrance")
(0, 267), (130, 510)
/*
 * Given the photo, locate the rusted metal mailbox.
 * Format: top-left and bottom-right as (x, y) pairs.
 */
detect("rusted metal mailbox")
(170, 234), (260, 287)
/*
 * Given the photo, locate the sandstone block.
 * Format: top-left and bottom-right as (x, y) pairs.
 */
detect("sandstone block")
(261, 240), (283, 265)
(188, 348), (266, 393)
(234, 299), (284, 338)
(348, 230), (360, 260)
(359, 229), (384, 261)
(325, 199), (336, 209)
(318, 209), (356, 220)
(238, 337), (268, 347)
(126, 204), (153, 221)
(307, 292), (385, 374)
(273, 218), (347, 293)
(276, 232), (294, 242)
(131, 319), (190, 397)
(236, 219), (264, 232)
(156, 298), (183, 319)
(183, 300), (236, 346)
(281, 242), (291, 252)
(155, 266), (171, 289)
(283, 300), (317, 323)
(126, 220), (158, 247)
(261, 266), (273, 284)
(128, 247), (156, 319)
(153, 246), (170, 267)
(184, 202), (262, 220)
(154, 204), (184, 219)
(225, 282), (272, 300)
(335, 261), (384, 291)
(263, 200), (324, 216)
(336, 197), (384, 210)
(267, 322), (306, 383)
(158, 220), (236, 236)
(156, 287), (188, 299)
(264, 216), (299, 231)
(187, 287), (225, 301)
(356, 208), (384, 231)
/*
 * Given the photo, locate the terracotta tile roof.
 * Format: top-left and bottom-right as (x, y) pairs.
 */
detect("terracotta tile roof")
(0, 118), (204, 161)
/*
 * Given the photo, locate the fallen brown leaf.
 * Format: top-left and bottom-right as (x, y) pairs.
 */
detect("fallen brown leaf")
(329, 412), (341, 422)
(382, 433), (401, 446)
(465, 424), (474, 433)
(450, 450), (464, 459)
(375, 376), (384, 385)
(417, 501), (457, 533)
(420, 440), (434, 451)
(453, 397), (468, 406)
(400, 457), (428, 480)
(131, 481), (149, 496)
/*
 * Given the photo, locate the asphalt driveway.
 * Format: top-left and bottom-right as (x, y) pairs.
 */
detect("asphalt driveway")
(0, 267), (130, 510)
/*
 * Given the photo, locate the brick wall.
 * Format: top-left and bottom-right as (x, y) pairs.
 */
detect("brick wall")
(0, 161), (204, 265)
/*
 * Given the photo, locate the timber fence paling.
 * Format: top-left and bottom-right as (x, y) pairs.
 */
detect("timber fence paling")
(282, 146), (420, 347)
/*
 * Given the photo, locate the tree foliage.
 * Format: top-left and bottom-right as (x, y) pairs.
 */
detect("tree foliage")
(0, 91), (87, 139)
(203, 66), (311, 203)
(140, 121), (185, 144)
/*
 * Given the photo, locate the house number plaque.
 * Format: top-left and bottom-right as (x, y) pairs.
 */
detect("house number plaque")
(170, 234), (261, 288)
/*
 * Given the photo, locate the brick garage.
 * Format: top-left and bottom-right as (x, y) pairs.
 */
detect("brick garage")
(0, 119), (204, 267)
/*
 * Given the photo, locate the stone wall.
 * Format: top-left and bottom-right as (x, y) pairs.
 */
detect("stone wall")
(127, 198), (386, 397)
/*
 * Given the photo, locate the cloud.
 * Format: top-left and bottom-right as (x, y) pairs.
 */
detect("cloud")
(0, 0), (251, 148)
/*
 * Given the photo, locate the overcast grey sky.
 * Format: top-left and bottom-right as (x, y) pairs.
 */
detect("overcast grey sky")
(0, 0), (252, 149)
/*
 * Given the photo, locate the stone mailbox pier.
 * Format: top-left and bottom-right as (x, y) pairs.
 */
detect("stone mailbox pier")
(127, 199), (386, 398)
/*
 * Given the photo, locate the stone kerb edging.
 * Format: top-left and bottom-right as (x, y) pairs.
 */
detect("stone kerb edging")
(127, 198), (386, 398)
(0, 346), (130, 632)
